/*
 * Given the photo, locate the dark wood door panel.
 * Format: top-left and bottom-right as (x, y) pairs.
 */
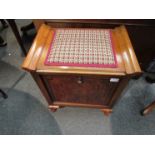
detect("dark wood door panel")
(46, 76), (119, 106)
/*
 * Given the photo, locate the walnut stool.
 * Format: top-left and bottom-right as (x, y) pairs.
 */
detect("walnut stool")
(22, 24), (141, 116)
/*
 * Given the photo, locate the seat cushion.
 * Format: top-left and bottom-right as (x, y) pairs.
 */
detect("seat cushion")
(45, 28), (117, 68)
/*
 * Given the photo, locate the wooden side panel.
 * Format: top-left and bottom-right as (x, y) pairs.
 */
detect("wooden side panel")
(22, 24), (51, 71)
(31, 72), (53, 104)
(108, 77), (130, 108)
(115, 26), (142, 75)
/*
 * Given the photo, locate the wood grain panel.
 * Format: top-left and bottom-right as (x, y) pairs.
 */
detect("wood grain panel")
(46, 75), (119, 106)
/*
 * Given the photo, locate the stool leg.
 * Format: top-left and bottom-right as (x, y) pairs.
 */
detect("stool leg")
(48, 105), (65, 112)
(0, 89), (8, 99)
(0, 35), (7, 47)
(7, 19), (27, 56)
(0, 19), (8, 29)
(141, 101), (155, 116)
(101, 109), (112, 116)
(49, 105), (60, 112)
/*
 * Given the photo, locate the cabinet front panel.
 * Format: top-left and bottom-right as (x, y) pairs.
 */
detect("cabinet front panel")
(45, 75), (119, 106)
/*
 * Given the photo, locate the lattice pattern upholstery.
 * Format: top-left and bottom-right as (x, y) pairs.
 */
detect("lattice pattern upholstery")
(45, 29), (117, 68)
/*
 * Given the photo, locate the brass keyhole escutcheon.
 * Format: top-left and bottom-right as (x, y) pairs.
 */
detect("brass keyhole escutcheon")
(77, 77), (83, 84)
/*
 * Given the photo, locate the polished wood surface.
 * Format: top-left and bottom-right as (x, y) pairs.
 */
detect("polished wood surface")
(22, 24), (51, 71)
(23, 24), (141, 76)
(22, 24), (142, 115)
(33, 19), (155, 70)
